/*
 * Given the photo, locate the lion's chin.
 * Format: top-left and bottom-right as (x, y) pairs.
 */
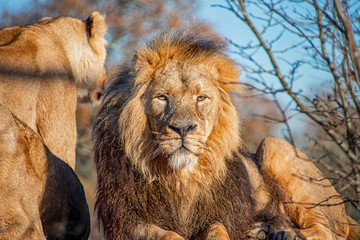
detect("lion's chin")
(167, 148), (198, 171)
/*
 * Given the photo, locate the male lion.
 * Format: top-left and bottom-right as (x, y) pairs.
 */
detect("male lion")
(0, 11), (108, 169)
(93, 31), (359, 239)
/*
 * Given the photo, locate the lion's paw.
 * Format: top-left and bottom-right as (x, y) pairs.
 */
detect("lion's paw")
(265, 228), (300, 240)
(161, 231), (185, 240)
(246, 222), (298, 240)
(247, 222), (270, 239)
(266, 230), (287, 240)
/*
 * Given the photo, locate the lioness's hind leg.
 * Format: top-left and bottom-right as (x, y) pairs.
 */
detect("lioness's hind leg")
(0, 206), (45, 240)
(256, 137), (348, 240)
(0, 107), (46, 240)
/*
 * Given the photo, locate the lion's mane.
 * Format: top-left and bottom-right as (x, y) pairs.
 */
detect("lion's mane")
(96, 31), (243, 180)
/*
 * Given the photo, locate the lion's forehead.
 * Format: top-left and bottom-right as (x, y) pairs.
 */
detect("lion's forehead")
(151, 62), (219, 94)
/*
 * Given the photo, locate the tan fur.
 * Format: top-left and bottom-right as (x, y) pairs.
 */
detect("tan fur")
(0, 12), (105, 239)
(0, 11), (107, 169)
(194, 223), (231, 240)
(256, 137), (359, 239)
(93, 31), (358, 240)
(114, 32), (242, 182)
(0, 105), (90, 240)
(0, 106), (47, 240)
(347, 216), (360, 240)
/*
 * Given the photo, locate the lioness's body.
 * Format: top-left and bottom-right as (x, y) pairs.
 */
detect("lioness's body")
(93, 31), (358, 239)
(0, 12), (107, 168)
(0, 12), (107, 239)
(256, 137), (353, 239)
(0, 106), (90, 240)
(0, 106), (47, 239)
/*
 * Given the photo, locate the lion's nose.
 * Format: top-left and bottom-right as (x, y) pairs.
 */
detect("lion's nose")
(168, 122), (197, 138)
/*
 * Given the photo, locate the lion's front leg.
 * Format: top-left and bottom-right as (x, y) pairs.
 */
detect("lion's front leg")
(246, 222), (269, 240)
(195, 222), (284, 240)
(247, 222), (295, 240)
(135, 224), (184, 240)
(248, 222), (300, 240)
(195, 222), (230, 240)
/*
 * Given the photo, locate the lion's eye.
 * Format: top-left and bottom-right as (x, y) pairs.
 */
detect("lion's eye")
(197, 95), (207, 102)
(156, 95), (167, 101)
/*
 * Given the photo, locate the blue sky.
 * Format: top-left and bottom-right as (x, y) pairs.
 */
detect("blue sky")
(0, 0), (33, 14)
(196, 1), (326, 89)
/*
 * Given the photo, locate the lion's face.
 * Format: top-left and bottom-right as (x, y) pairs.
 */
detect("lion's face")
(146, 62), (221, 170)
(115, 31), (242, 179)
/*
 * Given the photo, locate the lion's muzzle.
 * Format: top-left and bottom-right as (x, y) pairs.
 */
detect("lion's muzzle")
(168, 122), (197, 139)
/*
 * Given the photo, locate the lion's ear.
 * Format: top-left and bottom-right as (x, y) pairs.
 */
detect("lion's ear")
(86, 11), (108, 53)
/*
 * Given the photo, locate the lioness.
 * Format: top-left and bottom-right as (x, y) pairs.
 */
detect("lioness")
(93, 31), (359, 239)
(0, 12), (107, 239)
(0, 11), (107, 169)
(0, 105), (90, 240)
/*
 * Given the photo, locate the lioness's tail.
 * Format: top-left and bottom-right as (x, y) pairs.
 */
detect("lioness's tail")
(347, 216), (360, 240)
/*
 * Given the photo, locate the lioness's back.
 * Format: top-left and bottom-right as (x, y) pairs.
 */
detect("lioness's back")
(0, 26), (21, 45)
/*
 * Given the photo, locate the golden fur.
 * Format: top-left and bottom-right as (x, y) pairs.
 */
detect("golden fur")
(0, 11), (107, 169)
(0, 106), (47, 239)
(117, 33), (242, 184)
(255, 137), (359, 239)
(0, 105), (90, 240)
(0, 12), (107, 239)
(93, 31), (359, 239)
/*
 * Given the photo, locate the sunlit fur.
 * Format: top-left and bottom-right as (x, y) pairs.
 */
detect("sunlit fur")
(0, 11), (107, 168)
(116, 31), (243, 182)
(0, 12), (107, 239)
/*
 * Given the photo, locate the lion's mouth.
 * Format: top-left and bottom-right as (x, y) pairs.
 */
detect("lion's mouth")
(159, 139), (199, 170)
(160, 138), (199, 155)
(169, 145), (195, 156)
